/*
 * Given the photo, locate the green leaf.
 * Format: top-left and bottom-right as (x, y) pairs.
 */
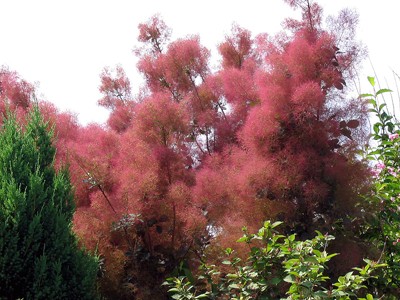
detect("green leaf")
(304, 256), (319, 264)
(271, 221), (283, 228)
(373, 123), (380, 134)
(366, 294), (374, 300)
(228, 283), (240, 289)
(270, 277), (282, 285)
(288, 234), (296, 242)
(314, 291), (328, 297)
(360, 93), (374, 98)
(387, 122), (395, 132)
(376, 88), (392, 96)
(236, 236), (248, 243)
(312, 249), (321, 256)
(368, 150), (381, 156)
(225, 247), (233, 255)
(345, 271), (354, 280)
(326, 253), (338, 260)
(196, 294), (210, 299)
(300, 281), (313, 289)
(368, 76), (375, 87)
(284, 274), (296, 283)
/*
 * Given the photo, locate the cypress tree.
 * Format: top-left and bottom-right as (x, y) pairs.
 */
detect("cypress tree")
(0, 107), (98, 299)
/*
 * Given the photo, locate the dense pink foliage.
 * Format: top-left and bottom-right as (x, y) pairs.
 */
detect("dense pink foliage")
(0, 67), (34, 121)
(98, 66), (134, 132)
(219, 24), (252, 69)
(69, 4), (368, 294)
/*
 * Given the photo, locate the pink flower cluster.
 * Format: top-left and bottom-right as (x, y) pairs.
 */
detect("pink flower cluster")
(371, 161), (398, 177)
(371, 161), (385, 177)
(387, 166), (397, 177)
(389, 133), (399, 141)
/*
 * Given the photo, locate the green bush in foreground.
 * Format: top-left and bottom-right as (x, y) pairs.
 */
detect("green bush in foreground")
(0, 107), (98, 299)
(359, 77), (400, 297)
(164, 221), (382, 300)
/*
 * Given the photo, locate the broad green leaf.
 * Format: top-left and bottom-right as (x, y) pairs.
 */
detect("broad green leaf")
(225, 248), (233, 255)
(236, 236), (248, 243)
(366, 294), (374, 300)
(288, 234), (296, 242)
(373, 123), (380, 134)
(228, 283), (240, 289)
(360, 93), (374, 98)
(304, 256), (319, 264)
(196, 294), (210, 299)
(368, 76), (375, 87)
(313, 291), (328, 297)
(326, 253), (338, 259)
(368, 150), (381, 156)
(300, 281), (312, 289)
(270, 277), (281, 285)
(271, 221), (283, 228)
(283, 274), (296, 283)
(312, 249), (321, 256)
(376, 88), (392, 96)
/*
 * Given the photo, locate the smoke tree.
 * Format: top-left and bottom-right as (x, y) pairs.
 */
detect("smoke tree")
(193, 0), (369, 251)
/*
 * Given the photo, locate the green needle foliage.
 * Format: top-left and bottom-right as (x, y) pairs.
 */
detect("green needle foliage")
(0, 107), (98, 299)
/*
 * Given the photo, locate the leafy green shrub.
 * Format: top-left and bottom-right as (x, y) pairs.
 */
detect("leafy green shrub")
(0, 107), (98, 299)
(164, 221), (381, 299)
(359, 77), (400, 297)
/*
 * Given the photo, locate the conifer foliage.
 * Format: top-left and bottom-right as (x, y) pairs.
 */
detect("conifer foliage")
(0, 107), (98, 299)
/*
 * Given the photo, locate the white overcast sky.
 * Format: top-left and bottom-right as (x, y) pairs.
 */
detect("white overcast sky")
(0, 0), (398, 124)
